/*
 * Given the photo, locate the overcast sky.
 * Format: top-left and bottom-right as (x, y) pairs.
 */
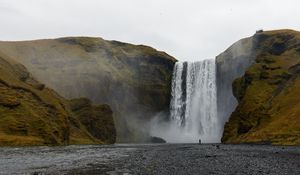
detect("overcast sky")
(0, 0), (299, 61)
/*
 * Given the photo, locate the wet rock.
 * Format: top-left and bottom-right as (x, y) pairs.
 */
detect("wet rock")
(149, 136), (166, 143)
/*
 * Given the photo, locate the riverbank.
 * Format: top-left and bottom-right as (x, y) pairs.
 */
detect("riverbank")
(0, 144), (299, 175)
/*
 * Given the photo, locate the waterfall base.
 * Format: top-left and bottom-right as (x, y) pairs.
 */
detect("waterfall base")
(150, 59), (221, 143)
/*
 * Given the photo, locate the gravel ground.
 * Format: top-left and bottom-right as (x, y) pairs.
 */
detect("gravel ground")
(0, 144), (299, 175)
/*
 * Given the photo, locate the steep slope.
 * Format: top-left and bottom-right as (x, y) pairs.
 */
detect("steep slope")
(0, 52), (115, 146)
(216, 36), (257, 132)
(69, 98), (116, 144)
(222, 30), (300, 145)
(0, 37), (176, 142)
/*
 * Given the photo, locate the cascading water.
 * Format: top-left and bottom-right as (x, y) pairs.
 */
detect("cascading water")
(149, 59), (221, 143)
(170, 59), (221, 143)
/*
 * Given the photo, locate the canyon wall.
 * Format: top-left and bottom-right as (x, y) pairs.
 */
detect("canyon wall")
(221, 30), (300, 145)
(216, 35), (257, 132)
(0, 51), (116, 146)
(0, 38), (176, 142)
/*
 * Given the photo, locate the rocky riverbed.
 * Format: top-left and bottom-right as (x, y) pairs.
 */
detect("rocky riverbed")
(0, 144), (299, 175)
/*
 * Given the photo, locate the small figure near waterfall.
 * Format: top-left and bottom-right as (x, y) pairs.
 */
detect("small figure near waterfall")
(170, 60), (219, 143)
(198, 138), (202, 144)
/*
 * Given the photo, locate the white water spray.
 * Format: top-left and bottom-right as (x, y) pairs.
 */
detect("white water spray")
(150, 59), (221, 143)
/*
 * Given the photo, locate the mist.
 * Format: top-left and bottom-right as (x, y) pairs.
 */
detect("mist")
(149, 112), (196, 143)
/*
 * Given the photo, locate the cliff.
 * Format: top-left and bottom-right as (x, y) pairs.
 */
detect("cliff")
(216, 34), (258, 135)
(69, 98), (116, 144)
(0, 37), (176, 142)
(222, 30), (300, 145)
(0, 52), (115, 146)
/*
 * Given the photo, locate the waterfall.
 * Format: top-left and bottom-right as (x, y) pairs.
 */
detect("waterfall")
(169, 59), (221, 143)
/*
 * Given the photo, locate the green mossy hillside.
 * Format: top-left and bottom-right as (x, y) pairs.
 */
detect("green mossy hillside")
(0, 52), (116, 146)
(0, 37), (176, 142)
(222, 30), (300, 145)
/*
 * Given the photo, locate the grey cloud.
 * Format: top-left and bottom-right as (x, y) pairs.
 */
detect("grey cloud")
(0, 0), (299, 61)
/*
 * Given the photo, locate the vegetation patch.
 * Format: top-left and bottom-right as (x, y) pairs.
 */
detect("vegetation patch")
(0, 53), (116, 146)
(222, 30), (300, 145)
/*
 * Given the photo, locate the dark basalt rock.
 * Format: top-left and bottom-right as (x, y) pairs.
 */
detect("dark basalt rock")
(269, 42), (287, 55)
(149, 136), (166, 143)
(69, 98), (116, 144)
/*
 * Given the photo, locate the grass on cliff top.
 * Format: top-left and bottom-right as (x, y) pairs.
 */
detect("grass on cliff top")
(57, 36), (177, 62)
(224, 29), (300, 145)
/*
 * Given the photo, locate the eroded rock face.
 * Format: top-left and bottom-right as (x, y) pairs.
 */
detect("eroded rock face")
(69, 98), (116, 144)
(216, 36), (257, 134)
(0, 52), (116, 146)
(222, 30), (300, 145)
(0, 38), (176, 142)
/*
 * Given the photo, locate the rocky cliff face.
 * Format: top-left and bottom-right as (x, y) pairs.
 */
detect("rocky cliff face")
(222, 30), (300, 145)
(69, 98), (116, 144)
(0, 52), (115, 146)
(0, 38), (176, 142)
(216, 35), (257, 133)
